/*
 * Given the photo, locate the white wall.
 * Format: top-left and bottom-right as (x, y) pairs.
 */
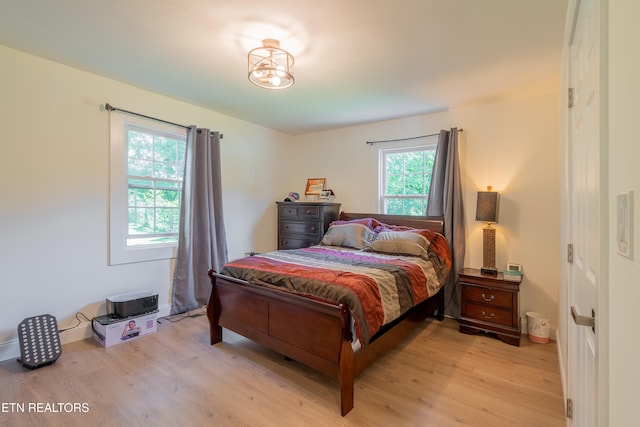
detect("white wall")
(608, 0), (640, 424)
(0, 42), (563, 365)
(0, 45), (293, 360)
(290, 91), (562, 332)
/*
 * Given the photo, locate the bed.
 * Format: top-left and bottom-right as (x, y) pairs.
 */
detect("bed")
(206, 212), (451, 415)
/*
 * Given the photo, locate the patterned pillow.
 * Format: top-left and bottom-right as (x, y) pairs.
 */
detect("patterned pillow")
(321, 223), (376, 249)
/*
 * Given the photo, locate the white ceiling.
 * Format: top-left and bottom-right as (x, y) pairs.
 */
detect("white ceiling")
(0, 0), (568, 135)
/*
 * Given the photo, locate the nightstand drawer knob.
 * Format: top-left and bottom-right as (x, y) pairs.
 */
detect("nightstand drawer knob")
(481, 293), (495, 302)
(481, 310), (495, 319)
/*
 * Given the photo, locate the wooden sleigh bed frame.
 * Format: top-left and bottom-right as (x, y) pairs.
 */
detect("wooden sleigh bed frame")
(206, 212), (447, 416)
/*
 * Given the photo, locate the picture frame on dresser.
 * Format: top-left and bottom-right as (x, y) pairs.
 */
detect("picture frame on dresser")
(304, 178), (326, 195)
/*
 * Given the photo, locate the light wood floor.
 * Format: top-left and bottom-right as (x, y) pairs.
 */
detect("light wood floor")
(0, 314), (565, 427)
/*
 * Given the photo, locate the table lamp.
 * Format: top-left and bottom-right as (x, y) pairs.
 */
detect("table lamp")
(476, 186), (500, 275)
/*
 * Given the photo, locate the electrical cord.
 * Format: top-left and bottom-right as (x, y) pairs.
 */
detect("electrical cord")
(54, 307), (204, 332)
(57, 312), (92, 333)
(158, 307), (206, 324)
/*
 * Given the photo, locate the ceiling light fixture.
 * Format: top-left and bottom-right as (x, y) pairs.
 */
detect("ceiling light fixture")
(248, 39), (294, 90)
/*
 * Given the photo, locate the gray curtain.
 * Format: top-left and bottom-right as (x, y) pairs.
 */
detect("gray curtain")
(427, 128), (465, 318)
(171, 127), (228, 314)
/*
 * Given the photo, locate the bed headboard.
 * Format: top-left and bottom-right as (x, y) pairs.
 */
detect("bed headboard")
(339, 212), (445, 234)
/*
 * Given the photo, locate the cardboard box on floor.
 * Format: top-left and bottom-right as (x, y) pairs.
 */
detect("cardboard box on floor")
(93, 311), (158, 347)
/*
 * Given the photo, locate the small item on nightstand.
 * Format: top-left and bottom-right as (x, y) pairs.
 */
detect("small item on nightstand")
(480, 266), (498, 275)
(503, 270), (523, 282)
(503, 263), (523, 282)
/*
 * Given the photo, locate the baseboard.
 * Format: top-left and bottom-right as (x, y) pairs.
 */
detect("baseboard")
(0, 305), (171, 363)
(0, 339), (20, 365)
(556, 330), (567, 403)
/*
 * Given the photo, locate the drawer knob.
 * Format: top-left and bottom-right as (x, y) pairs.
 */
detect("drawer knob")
(309, 226), (316, 232)
(481, 293), (495, 302)
(481, 310), (495, 320)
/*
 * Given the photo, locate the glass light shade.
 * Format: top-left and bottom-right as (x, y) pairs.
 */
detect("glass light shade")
(248, 39), (295, 89)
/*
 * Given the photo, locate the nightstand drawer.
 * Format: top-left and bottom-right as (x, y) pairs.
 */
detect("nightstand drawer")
(464, 303), (513, 327)
(462, 285), (513, 308)
(280, 221), (321, 236)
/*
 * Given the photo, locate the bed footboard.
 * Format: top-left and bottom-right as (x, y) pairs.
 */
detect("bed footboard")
(207, 269), (444, 416)
(207, 270), (356, 413)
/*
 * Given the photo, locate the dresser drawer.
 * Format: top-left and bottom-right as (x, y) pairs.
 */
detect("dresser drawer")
(462, 285), (513, 308)
(464, 303), (514, 327)
(278, 204), (321, 219)
(279, 204), (301, 218)
(279, 236), (319, 250)
(280, 221), (322, 236)
(299, 205), (320, 218)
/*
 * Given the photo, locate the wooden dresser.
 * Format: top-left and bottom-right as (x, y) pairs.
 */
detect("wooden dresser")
(458, 268), (522, 346)
(276, 202), (341, 250)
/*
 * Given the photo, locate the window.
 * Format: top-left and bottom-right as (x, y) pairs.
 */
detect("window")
(379, 141), (437, 216)
(110, 113), (187, 265)
(126, 126), (185, 246)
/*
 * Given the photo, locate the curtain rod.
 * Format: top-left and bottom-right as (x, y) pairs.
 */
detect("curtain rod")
(365, 128), (462, 145)
(105, 103), (223, 138)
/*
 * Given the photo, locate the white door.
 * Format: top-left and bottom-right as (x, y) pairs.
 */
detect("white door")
(567, 0), (602, 425)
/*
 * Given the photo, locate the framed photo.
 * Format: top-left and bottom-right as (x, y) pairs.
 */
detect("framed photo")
(305, 178), (326, 195)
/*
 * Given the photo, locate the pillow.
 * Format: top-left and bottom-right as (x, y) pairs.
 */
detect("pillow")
(372, 222), (415, 234)
(321, 223), (376, 249)
(328, 217), (382, 231)
(368, 231), (431, 256)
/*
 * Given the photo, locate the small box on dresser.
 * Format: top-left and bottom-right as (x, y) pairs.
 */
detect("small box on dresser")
(276, 202), (341, 250)
(458, 267), (522, 346)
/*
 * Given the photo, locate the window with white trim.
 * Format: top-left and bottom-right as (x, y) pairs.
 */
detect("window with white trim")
(379, 140), (437, 216)
(109, 113), (187, 265)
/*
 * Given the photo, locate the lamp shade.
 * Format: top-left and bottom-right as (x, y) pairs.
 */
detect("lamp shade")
(476, 191), (499, 223)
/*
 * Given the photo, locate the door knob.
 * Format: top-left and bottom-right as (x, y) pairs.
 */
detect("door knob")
(571, 306), (595, 333)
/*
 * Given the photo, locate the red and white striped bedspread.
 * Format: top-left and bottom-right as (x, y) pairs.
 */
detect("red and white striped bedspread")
(220, 245), (450, 345)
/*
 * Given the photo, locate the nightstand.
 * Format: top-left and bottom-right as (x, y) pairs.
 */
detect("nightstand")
(458, 268), (522, 346)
